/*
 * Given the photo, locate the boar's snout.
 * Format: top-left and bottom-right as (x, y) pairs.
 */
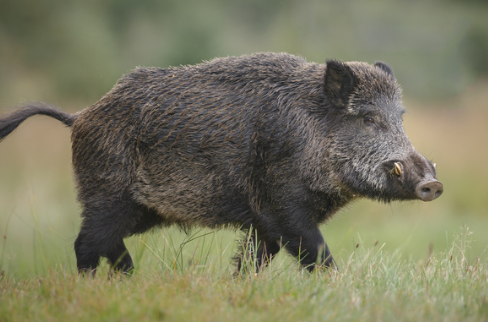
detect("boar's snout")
(382, 155), (443, 202)
(415, 179), (443, 201)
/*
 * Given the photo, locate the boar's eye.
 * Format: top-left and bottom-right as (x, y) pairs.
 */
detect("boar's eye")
(363, 115), (375, 125)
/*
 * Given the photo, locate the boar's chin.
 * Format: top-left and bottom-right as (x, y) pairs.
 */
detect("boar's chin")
(344, 174), (418, 204)
(374, 180), (419, 203)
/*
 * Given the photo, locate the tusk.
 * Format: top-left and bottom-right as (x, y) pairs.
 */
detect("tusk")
(394, 162), (402, 176)
(433, 163), (436, 169)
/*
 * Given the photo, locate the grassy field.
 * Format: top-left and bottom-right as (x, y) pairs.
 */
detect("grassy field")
(1, 227), (487, 322)
(1, 82), (488, 321)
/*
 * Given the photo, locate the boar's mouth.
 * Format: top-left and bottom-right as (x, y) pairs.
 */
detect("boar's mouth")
(382, 159), (443, 202)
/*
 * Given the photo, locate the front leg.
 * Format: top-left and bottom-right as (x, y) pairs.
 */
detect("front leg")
(282, 226), (335, 272)
(235, 228), (281, 274)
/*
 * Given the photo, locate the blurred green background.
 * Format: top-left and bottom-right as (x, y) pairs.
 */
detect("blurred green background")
(1, 0), (488, 277)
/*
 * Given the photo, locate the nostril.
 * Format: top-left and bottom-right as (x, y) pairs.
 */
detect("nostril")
(415, 180), (443, 202)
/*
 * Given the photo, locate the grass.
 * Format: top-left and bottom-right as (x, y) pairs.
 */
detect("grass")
(1, 227), (487, 322)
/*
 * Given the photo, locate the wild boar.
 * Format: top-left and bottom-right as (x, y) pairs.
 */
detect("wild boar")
(0, 53), (443, 274)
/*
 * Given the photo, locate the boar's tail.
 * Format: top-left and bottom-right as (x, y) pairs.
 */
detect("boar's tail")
(0, 103), (77, 142)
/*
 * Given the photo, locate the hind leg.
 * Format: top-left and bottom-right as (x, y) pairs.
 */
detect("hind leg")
(75, 229), (133, 274)
(75, 194), (165, 275)
(108, 206), (164, 273)
(106, 241), (134, 273)
(74, 229), (101, 275)
(74, 193), (151, 275)
(75, 211), (134, 275)
(76, 241), (134, 275)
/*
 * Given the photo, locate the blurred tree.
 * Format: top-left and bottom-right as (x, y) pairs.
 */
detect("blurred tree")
(1, 0), (488, 105)
(460, 26), (488, 78)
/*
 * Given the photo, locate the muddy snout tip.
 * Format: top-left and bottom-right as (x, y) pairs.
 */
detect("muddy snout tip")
(415, 179), (443, 201)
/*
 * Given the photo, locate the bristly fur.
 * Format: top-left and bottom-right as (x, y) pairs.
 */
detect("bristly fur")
(0, 52), (441, 275)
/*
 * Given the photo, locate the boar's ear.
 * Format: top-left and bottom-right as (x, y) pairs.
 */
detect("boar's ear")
(374, 61), (395, 80)
(324, 59), (358, 108)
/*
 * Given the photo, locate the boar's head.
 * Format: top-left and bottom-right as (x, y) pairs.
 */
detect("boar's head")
(321, 60), (443, 202)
